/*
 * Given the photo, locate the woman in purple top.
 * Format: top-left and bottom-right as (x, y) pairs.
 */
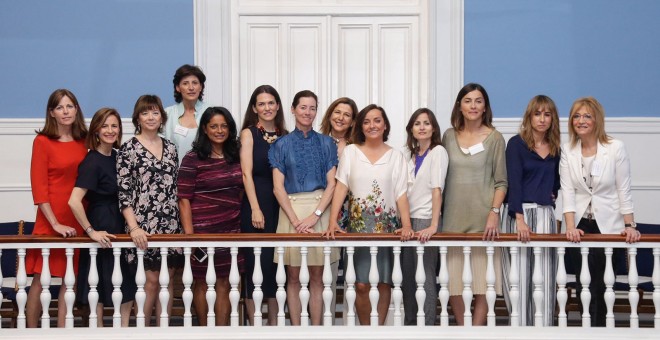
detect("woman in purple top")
(178, 107), (244, 326)
(502, 95), (560, 326)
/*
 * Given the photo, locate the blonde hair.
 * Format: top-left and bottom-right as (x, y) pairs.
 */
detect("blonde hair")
(568, 97), (611, 147)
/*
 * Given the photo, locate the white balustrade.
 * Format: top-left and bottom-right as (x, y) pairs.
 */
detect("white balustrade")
(322, 246), (333, 326)
(462, 246), (473, 327)
(604, 247), (615, 328)
(135, 249), (146, 327)
(345, 246), (357, 326)
(415, 246), (426, 327)
(275, 246), (286, 326)
(391, 246), (403, 326)
(229, 247), (240, 327)
(438, 246), (449, 327)
(628, 248), (639, 328)
(64, 248), (75, 328)
(532, 246), (543, 327)
(182, 247), (193, 327)
(40, 248), (51, 328)
(508, 246), (520, 327)
(299, 246), (310, 326)
(368, 246), (379, 326)
(579, 247), (592, 327)
(112, 247), (123, 327)
(252, 247), (263, 326)
(556, 247), (567, 328)
(159, 247), (170, 327)
(205, 247), (216, 327)
(486, 246), (496, 327)
(88, 248), (99, 328)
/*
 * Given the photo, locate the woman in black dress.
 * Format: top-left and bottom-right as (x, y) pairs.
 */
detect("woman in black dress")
(239, 85), (288, 325)
(69, 108), (136, 326)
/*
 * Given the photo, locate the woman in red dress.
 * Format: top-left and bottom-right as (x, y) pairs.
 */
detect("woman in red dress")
(26, 89), (88, 327)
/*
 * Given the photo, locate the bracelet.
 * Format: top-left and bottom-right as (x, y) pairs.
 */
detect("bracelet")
(128, 226), (140, 234)
(85, 226), (95, 234)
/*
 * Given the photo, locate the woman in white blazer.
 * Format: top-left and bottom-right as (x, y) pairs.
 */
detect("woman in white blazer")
(560, 96), (640, 327)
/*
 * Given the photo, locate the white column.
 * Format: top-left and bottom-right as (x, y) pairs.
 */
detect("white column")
(532, 246), (543, 327)
(252, 247), (263, 326)
(182, 247), (193, 328)
(322, 246), (333, 326)
(509, 246), (520, 327)
(652, 248), (660, 328)
(556, 247), (567, 328)
(604, 247), (615, 328)
(628, 248), (639, 328)
(276, 246), (286, 326)
(112, 247), (123, 328)
(345, 246), (357, 326)
(16, 248), (27, 329)
(64, 248), (75, 328)
(369, 246), (379, 326)
(300, 246), (310, 326)
(438, 246), (449, 327)
(135, 249), (146, 327)
(88, 248), (99, 328)
(391, 246), (403, 326)
(229, 247), (240, 327)
(580, 247), (591, 327)
(158, 247), (170, 327)
(40, 248), (52, 328)
(462, 246), (473, 327)
(486, 246), (496, 327)
(205, 247), (216, 327)
(415, 246), (427, 326)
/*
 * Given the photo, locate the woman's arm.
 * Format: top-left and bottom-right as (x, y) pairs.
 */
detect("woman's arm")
(297, 167), (337, 233)
(68, 187), (116, 247)
(272, 168), (302, 232)
(179, 198), (194, 234)
(322, 181), (348, 239)
(559, 146), (582, 242)
(484, 134), (507, 241)
(394, 193), (414, 241)
(240, 129), (264, 229)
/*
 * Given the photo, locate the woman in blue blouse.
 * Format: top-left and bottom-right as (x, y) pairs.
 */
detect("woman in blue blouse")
(502, 95), (561, 326)
(269, 90), (339, 325)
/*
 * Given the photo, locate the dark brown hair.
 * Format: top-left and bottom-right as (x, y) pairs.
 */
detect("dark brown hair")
(405, 108), (442, 157)
(450, 83), (493, 131)
(131, 95), (167, 134)
(241, 85), (288, 135)
(172, 64), (206, 103)
(36, 89), (87, 140)
(86, 108), (123, 150)
(352, 104), (390, 144)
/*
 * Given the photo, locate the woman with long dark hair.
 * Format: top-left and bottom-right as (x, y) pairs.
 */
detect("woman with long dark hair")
(178, 107), (244, 326)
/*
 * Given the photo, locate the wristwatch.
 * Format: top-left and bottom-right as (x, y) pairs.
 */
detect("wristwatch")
(625, 222), (637, 229)
(314, 209), (323, 217)
(490, 207), (500, 214)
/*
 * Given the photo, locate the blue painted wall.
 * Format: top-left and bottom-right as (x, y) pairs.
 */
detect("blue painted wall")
(0, 0), (193, 119)
(464, 0), (660, 117)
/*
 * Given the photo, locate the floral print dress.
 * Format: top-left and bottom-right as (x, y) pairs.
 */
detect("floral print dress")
(117, 136), (182, 271)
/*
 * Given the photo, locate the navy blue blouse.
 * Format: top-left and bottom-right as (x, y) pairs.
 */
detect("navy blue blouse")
(504, 134), (560, 218)
(268, 128), (338, 194)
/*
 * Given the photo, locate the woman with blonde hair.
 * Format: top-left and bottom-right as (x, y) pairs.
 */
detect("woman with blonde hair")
(561, 96), (639, 326)
(502, 95), (560, 326)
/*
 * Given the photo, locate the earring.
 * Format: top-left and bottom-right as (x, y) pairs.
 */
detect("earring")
(136, 124), (141, 133)
(95, 133), (100, 142)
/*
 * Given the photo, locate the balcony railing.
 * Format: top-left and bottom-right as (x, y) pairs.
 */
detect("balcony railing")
(1, 233), (659, 340)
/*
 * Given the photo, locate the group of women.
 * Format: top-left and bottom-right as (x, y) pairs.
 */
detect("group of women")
(26, 63), (639, 328)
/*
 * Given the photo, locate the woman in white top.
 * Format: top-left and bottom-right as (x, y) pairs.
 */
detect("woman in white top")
(401, 108), (448, 325)
(164, 64), (210, 163)
(560, 96), (640, 326)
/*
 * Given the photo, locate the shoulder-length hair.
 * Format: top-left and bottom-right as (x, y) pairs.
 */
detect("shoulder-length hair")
(352, 104), (390, 144)
(172, 64), (206, 103)
(241, 85), (288, 135)
(36, 89), (87, 140)
(191, 107), (240, 163)
(86, 108), (123, 150)
(405, 108), (442, 157)
(320, 97), (358, 141)
(519, 95), (561, 157)
(450, 83), (493, 131)
(568, 96), (611, 147)
(131, 95), (168, 134)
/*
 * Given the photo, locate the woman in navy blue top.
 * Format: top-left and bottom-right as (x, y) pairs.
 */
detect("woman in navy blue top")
(502, 95), (560, 326)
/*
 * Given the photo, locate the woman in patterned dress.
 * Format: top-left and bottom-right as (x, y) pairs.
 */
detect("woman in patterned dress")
(117, 95), (182, 326)
(323, 104), (414, 325)
(178, 107), (244, 326)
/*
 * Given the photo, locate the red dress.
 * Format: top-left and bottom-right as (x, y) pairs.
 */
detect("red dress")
(26, 135), (87, 277)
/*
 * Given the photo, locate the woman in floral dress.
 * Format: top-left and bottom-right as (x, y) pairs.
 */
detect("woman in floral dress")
(324, 104), (413, 325)
(117, 94), (182, 326)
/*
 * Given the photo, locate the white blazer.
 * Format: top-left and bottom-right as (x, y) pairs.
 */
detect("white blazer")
(559, 138), (634, 234)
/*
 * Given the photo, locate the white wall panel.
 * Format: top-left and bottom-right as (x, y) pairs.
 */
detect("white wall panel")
(334, 23), (372, 109)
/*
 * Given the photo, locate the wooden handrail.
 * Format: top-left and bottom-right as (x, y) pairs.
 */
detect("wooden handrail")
(0, 233), (659, 243)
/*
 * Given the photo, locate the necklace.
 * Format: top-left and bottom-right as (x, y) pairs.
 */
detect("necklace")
(257, 121), (281, 144)
(212, 149), (224, 159)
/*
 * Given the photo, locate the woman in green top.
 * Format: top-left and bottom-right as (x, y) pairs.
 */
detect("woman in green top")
(441, 83), (507, 325)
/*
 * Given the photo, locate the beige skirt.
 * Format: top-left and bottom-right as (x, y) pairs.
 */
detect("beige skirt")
(447, 246), (502, 296)
(274, 189), (339, 266)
